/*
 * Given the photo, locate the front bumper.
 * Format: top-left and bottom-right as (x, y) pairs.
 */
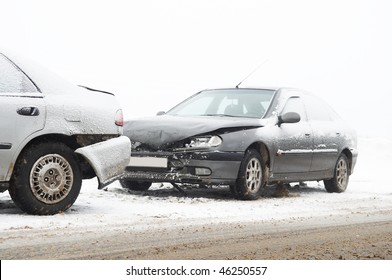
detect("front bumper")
(122, 150), (243, 185)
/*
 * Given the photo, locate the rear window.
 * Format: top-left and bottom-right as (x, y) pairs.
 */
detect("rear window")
(303, 95), (342, 121)
(0, 54), (38, 93)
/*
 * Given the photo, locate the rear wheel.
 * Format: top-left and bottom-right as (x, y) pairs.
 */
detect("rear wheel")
(9, 142), (82, 215)
(324, 154), (349, 193)
(231, 149), (265, 200)
(119, 179), (152, 191)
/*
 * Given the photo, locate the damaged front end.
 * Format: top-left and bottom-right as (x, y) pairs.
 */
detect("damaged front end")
(122, 135), (243, 186)
(121, 115), (266, 186)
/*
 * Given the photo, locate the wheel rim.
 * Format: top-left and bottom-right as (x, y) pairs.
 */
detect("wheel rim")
(245, 158), (262, 193)
(30, 154), (74, 204)
(336, 158), (348, 190)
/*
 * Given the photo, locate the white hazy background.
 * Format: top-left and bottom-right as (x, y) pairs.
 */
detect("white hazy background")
(1, 0), (392, 138)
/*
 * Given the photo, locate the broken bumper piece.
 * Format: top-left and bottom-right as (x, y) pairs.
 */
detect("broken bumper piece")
(75, 136), (131, 188)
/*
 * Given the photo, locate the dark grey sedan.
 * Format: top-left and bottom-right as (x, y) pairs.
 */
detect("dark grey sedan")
(122, 88), (358, 200)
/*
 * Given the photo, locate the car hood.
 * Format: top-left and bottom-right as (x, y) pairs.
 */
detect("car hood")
(124, 115), (267, 149)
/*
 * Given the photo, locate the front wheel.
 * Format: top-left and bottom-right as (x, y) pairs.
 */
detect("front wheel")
(324, 154), (349, 193)
(231, 149), (265, 200)
(119, 179), (152, 191)
(9, 142), (82, 215)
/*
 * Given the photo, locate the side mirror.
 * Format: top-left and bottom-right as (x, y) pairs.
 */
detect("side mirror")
(278, 112), (301, 125)
(156, 111), (166, 116)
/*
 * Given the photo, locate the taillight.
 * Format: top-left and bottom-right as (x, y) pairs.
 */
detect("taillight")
(115, 109), (124, 126)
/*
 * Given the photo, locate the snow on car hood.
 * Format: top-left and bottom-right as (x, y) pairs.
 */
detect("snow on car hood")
(124, 115), (267, 148)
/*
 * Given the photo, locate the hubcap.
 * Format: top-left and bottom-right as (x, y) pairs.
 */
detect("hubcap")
(336, 158), (348, 190)
(245, 158), (262, 193)
(30, 154), (73, 204)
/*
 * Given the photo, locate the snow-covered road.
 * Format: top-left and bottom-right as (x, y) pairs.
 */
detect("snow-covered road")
(1, 138), (391, 259)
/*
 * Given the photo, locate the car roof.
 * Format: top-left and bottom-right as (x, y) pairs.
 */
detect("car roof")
(2, 51), (78, 95)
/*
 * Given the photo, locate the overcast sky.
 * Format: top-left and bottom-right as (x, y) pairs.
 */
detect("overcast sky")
(1, 0), (392, 137)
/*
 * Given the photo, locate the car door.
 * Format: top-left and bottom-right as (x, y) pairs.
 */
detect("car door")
(303, 95), (339, 172)
(0, 53), (46, 181)
(273, 96), (313, 174)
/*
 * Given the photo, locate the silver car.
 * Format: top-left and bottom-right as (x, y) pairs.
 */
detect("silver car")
(122, 88), (358, 200)
(0, 52), (130, 214)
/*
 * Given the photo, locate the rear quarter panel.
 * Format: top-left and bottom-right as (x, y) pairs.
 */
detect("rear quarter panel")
(43, 87), (122, 136)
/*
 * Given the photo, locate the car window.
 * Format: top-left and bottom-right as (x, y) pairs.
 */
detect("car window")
(303, 95), (337, 121)
(281, 97), (307, 121)
(0, 54), (38, 93)
(167, 89), (275, 118)
(216, 96), (241, 114)
(168, 95), (214, 115)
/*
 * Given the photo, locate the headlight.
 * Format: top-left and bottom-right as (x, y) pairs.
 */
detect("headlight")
(185, 136), (222, 149)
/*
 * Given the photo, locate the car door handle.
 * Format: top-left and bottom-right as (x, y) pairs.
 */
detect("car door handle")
(305, 133), (311, 137)
(17, 107), (40, 116)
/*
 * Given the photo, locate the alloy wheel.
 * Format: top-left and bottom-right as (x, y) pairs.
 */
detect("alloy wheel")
(30, 154), (74, 204)
(245, 158), (262, 193)
(336, 157), (348, 189)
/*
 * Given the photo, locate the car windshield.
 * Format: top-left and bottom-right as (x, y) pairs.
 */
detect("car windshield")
(166, 89), (275, 118)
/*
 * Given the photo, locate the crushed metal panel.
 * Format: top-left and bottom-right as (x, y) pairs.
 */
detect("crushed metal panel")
(75, 136), (131, 188)
(124, 115), (265, 148)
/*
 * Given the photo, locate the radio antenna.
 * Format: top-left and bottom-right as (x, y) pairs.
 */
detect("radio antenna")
(235, 59), (269, 88)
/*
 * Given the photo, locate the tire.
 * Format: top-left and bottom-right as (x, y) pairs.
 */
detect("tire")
(324, 154), (349, 193)
(9, 142), (82, 215)
(231, 149), (265, 200)
(119, 179), (152, 191)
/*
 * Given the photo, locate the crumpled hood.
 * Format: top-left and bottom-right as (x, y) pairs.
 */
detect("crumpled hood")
(124, 115), (266, 149)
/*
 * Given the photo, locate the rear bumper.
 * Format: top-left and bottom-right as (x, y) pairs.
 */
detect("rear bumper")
(75, 136), (131, 188)
(122, 150), (243, 185)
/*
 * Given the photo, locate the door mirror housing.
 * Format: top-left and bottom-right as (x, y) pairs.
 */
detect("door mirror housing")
(278, 112), (301, 125)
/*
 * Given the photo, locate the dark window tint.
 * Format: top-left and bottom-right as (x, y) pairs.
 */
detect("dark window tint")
(281, 97), (307, 121)
(0, 54), (38, 93)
